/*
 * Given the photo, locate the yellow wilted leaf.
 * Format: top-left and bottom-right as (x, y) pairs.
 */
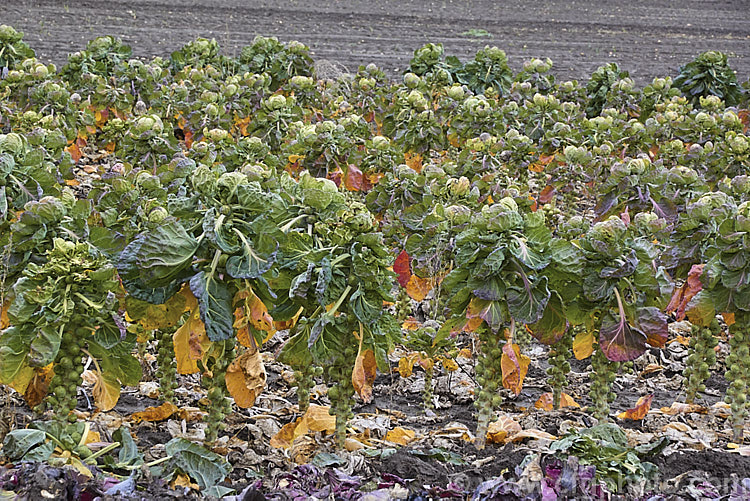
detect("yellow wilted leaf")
(274, 306), (303, 331)
(440, 357), (459, 372)
(0, 300), (9, 329)
(723, 312), (736, 326)
(173, 309), (208, 375)
(534, 392), (580, 411)
(352, 348), (377, 403)
(130, 402), (179, 423)
(84, 429), (101, 445)
(225, 350), (266, 409)
(511, 429), (557, 442)
(486, 414), (522, 444)
(501, 343), (530, 396)
(270, 404), (336, 449)
(617, 394), (654, 420)
(234, 288), (275, 348)
(573, 329), (595, 360)
(528, 153), (556, 173)
(270, 418), (304, 449)
(63, 454), (94, 478)
(92, 371), (120, 412)
(305, 404), (337, 432)
(404, 152), (423, 173)
(457, 348), (472, 359)
(659, 402), (707, 415)
(23, 365), (53, 408)
(402, 318), (421, 331)
(7, 366), (35, 396)
(127, 286), (192, 330)
(405, 275), (432, 302)
(386, 426), (416, 446)
(234, 116), (252, 136)
(171, 473), (199, 490)
(398, 354), (417, 378)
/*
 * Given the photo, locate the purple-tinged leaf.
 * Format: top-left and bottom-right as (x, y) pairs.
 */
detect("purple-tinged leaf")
(636, 307), (668, 348)
(472, 276), (505, 301)
(599, 312), (648, 362)
(527, 291), (568, 345)
(599, 250), (638, 279)
(507, 276), (550, 324)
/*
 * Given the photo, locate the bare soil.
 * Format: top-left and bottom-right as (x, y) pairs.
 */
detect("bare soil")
(3, 0), (750, 83)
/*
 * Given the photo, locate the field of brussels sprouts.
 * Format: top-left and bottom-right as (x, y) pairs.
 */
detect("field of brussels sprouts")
(2, 23), (750, 500)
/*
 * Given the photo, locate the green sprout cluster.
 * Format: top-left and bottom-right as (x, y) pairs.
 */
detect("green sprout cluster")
(547, 329), (572, 409)
(155, 327), (178, 403)
(590, 347), (619, 421)
(202, 340), (235, 443)
(684, 320), (720, 404)
(473, 327), (505, 449)
(725, 325), (750, 442)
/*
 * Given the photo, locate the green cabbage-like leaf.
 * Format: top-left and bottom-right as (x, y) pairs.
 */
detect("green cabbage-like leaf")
(190, 271), (234, 342)
(507, 276), (550, 324)
(135, 221), (198, 287)
(527, 290), (567, 345)
(599, 312), (647, 362)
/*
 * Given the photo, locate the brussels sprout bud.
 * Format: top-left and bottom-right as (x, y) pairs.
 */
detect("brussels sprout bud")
(447, 176), (471, 196)
(736, 201), (750, 232)
(722, 111), (742, 128)
(148, 207), (169, 224)
(728, 134), (749, 154)
(371, 135), (390, 150)
(559, 81), (576, 93)
(267, 94), (288, 110)
(447, 84), (465, 100)
(204, 127), (230, 142)
(422, 163), (445, 180)
(404, 72), (421, 88)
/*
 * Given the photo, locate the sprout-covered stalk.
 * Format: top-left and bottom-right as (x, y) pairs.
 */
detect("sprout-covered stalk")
(156, 327), (178, 403)
(203, 339), (235, 443)
(590, 346), (618, 422)
(294, 365), (322, 413)
(548, 329), (573, 409)
(684, 320), (719, 404)
(474, 327), (505, 450)
(725, 324), (749, 442)
(327, 351), (356, 449)
(46, 326), (85, 424)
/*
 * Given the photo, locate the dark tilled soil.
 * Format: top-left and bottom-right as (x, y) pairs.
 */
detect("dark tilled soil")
(3, 0), (750, 83)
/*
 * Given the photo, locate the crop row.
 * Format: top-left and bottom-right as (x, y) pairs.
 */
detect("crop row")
(0, 24), (749, 464)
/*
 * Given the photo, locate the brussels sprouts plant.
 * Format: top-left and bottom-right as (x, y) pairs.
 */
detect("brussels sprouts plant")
(0, 239), (138, 422)
(441, 198), (554, 448)
(563, 216), (671, 420)
(674, 51), (743, 107)
(0, 25), (35, 70)
(689, 201), (750, 440)
(274, 172), (399, 448)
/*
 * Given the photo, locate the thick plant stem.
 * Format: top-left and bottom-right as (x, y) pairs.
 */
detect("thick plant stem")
(294, 365), (316, 413)
(156, 327), (178, 403)
(684, 320), (719, 404)
(474, 327), (505, 450)
(47, 325), (85, 424)
(725, 324), (749, 443)
(204, 340), (235, 444)
(548, 329), (573, 410)
(590, 347), (618, 422)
